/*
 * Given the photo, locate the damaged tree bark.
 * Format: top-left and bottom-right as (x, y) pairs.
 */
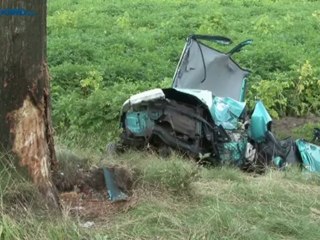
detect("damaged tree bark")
(0, 1), (59, 208)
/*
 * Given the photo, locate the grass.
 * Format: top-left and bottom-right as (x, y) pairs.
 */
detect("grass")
(0, 152), (87, 239)
(1, 149), (320, 239)
(95, 153), (320, 240)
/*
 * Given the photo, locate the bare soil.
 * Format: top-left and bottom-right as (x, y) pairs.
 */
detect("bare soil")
(53, 164), (136, 220)
(272, 116), (320, 137)
(59, 190), (138, 220)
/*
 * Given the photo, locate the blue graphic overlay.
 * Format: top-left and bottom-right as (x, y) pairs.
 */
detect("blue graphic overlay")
(0, 8), (36, 16)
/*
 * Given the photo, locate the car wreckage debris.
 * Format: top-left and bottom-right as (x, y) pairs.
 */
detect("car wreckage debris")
(111, 34), (320, 174)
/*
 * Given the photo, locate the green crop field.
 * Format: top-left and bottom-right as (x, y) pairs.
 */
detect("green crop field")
(1, 0), (320, 239)
(47, 0), (320, 148)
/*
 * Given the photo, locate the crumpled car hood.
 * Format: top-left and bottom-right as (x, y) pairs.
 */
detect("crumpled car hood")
(122, 87), (246, 131)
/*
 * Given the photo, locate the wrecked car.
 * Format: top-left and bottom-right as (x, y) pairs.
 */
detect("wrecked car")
(112, 34), (320, 172)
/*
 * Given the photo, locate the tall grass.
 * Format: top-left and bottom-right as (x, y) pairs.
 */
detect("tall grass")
(0, 152), (87, 240)
(1, 149), (320, 239)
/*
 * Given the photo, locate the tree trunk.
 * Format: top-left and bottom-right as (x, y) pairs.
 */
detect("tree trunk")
(0, 0), (59, 208)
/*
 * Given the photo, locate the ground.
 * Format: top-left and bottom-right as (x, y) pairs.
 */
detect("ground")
(1, 118), (320, 239)
(273, 116), (320, 140)
(55, 117), (320, 226)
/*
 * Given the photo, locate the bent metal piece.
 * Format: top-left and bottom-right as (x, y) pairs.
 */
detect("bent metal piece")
(103, 168), (128, 202)
(296, 139), (320, 173)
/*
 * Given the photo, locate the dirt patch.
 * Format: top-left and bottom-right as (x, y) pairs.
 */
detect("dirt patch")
(272, 116), (320, 137)
(53, 166), (134, 193)
(60, 190), (138, 220)
(53, 162), (137, 220)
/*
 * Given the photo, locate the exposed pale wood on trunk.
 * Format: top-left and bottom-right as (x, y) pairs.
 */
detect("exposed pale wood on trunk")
(0, 0), (59, 208)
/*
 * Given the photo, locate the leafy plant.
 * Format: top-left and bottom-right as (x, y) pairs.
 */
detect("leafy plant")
(290, 60), (320, 116)
(248, 79), (290, 118)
